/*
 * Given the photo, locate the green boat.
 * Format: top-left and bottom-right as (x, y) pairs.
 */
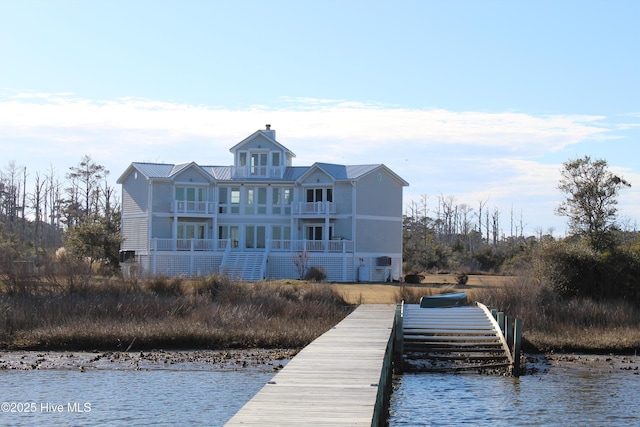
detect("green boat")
(419, 292), (468, 308)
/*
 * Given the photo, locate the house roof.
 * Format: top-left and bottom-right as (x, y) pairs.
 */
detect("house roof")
(228, 129), (296, 158)
(118, 161), (408, 186)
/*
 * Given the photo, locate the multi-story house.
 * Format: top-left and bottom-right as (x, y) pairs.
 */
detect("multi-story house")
(117, 126), (408, 282)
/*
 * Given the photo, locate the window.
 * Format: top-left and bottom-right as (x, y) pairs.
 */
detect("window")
(219, 225), (239, 248)
(218, 188), (229, 213)
(272, 152), (280, 167)
(273, 188), (292, 214)
(306, 188), (332, 203)
(175, 187), (204, 202)
(245, 225), (266, 249)
(175, 186), (206, 211)
(245, 187), (267, 215)
(305, 225), (333, 241)
(251, 153), (267, 176)
(177, 223), (206, 239)
(272, 225), (291, 250)
(230, 188), (240, 213)
(218, 187), (241, 214)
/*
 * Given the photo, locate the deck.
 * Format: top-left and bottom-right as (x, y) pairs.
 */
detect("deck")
(225, 304), (397, 426)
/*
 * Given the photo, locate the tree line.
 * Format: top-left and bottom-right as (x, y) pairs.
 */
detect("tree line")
(0, 155), (121, 276)
(403, 155), (639, 301)
(1, 154), (638, 301)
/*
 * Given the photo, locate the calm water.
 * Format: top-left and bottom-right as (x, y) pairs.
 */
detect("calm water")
(0, 368), (274, 426)
(389, 359), (640, 426)
(2, 355), (639, 426)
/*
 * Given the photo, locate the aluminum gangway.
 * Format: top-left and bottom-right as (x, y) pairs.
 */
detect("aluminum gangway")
(400, 302), (521, 373)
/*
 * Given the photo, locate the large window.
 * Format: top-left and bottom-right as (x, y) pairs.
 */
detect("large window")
(175, 186), (205, 211)
(219, 225), (239, 248)
(218, 187), (241, 214)
(305, 224), (333, 241)
(273, 187), (292, 214)
(272, 225), (291, 250)
(246, 187), (267, 215)
(177, 223), (206, 239)
(306, 188), (333, 203)
(245, 225), (266, 249)
(251, 152), (268, 176)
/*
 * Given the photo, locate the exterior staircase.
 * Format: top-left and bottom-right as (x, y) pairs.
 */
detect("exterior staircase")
(401, 304), (513, 372)
(219, 252), (267, 281)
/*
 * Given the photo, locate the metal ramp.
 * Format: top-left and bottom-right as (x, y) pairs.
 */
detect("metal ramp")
(401, 303), (514, 372)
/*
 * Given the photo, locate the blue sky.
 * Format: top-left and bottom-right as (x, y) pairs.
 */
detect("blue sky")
(1, 0), (639, 235)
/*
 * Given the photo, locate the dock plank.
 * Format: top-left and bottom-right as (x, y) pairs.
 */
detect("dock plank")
(225, 304), (396, 426)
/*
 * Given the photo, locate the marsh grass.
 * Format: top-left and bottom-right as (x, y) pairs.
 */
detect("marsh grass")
(0, 275), (352, 351)
(471, 275), (640, 352)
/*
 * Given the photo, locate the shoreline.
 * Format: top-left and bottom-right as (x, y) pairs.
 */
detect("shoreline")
(0, 348), (297, 372)
(1, 348), (637, 377)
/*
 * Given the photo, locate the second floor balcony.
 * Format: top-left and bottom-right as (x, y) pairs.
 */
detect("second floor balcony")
(292, 201), (335, 215)
(230, 165), (286, 179)
(172, 201), (217, 215)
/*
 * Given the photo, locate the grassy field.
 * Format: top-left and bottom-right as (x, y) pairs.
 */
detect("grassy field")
(331, 273), (512, 304)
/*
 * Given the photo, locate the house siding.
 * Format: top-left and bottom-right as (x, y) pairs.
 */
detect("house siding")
(152, 182), (173, 212)
(356, 170), (403, 217)
(121, 216), (148, 252)
(122, 171), (148, 215)
(334, 182), (352, 215)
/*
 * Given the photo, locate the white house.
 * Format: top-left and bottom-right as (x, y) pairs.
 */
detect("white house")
(117, 126), (408, 282)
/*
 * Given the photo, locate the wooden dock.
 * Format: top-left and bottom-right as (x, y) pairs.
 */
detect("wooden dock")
(225, 304), (397, 426)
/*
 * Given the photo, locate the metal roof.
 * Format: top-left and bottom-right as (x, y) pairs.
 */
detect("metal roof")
(122, 162), (406, 185)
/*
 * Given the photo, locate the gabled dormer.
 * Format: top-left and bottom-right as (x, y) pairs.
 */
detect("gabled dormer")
(229, 125), (295, 179)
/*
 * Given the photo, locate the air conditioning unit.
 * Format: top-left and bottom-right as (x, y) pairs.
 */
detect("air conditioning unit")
(376, 256), (392, 266)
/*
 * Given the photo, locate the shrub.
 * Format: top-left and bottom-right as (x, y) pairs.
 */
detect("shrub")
(404, 274), (424, 284)
(531, 240), (640, 300)
(455, 273), (469, 285)
(143, 275), (184, 296)
(304, 266), (327, 282)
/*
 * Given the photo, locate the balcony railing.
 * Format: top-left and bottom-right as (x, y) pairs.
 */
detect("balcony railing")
(172, 201), (217, 214)
(151, 238), (353, 253)
(270, 239), (353, 253)
(152, 238), (229, 252)
(230, 166), (286, 179)
(291, 201), (335, 215)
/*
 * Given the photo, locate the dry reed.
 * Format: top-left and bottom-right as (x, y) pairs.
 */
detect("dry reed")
(471, 275), (640, 352)
(0, 275), (353, 351)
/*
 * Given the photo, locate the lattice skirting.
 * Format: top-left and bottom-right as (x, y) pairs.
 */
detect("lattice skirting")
(124, 253), (402, 282)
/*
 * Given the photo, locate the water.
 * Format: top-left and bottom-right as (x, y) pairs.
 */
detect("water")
(0, 367), (274, 426)
(2, 354), (638, 426)
(389, 356), (640, 426)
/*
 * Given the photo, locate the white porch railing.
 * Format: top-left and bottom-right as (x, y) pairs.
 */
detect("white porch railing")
(291, 201), (335, 215)
(151, 238), (353, 253)
(152, 238), (229, 251)
(230, 166), (286, 178)
(270, 239), (353, 253)
(172, 201), (217, 214)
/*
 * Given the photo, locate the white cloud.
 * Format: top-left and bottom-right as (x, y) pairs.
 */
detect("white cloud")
(1, 91), (636, 234)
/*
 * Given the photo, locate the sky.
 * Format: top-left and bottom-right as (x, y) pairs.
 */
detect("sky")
(1, 0), (639, 236)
